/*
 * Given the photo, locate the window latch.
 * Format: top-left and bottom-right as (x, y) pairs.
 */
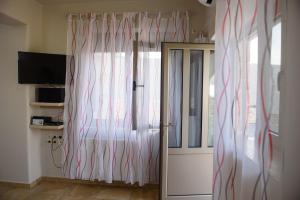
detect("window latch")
(133, 81), (144, 91)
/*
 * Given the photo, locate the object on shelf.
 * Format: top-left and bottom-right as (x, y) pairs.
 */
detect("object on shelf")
(30, 102), (64, 107)
(30, 124), (64, 130)
(31, 116), (52, 125)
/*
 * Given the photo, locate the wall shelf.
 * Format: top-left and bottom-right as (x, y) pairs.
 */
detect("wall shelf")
(30, 102), (64, 108)
(30, 124), (64, 130)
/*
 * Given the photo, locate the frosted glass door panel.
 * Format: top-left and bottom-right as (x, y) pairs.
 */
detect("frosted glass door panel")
(168, 50), (183, 148)
(188, 50), (203, 148)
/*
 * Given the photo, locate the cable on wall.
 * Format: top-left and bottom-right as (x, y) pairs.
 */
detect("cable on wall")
(50, 136), (63, 169)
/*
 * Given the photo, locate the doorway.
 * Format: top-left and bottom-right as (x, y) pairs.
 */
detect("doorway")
(160, 43), (215, 200)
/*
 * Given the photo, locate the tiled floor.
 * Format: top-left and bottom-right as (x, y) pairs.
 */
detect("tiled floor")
(0, 181), (159, 200)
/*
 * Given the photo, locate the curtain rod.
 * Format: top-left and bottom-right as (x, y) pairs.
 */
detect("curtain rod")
(66, 10), (190, 18)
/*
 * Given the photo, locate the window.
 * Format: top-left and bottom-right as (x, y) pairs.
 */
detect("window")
(134, 51), (162, 130)
(168, 49), (183, 148)
(91, 47), (162, 139)
(94, 52), (127, 120)
(188, 50), (203, 148)
(138, 51), (161, 129)
(246, 33), (258, 160)
(164, 44), (215, 150)
(269, 21), (281, 135)
(245, 20), (282, 160)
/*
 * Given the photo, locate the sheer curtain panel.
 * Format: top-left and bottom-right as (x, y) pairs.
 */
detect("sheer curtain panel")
(136, 11), (189, 184)
(213, 0), (282, 199)
(63, 11), (189, 186)
(63, 13), (135, 184)
(137, 11), (189, 151)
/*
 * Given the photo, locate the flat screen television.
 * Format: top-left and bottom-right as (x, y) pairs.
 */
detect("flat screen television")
(18, 51), (66, 84)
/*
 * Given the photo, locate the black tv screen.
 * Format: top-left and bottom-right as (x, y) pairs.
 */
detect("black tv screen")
(18, 52), (66, 84)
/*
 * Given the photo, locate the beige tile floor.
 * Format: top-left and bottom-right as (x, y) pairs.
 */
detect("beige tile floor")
(0, 181), (159, 200)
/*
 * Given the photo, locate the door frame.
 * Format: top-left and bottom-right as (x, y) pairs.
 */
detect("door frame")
(160, 42), (215, 200)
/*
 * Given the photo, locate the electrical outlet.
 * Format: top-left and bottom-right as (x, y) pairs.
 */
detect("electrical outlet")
(47, 135), (52, 144)
(46, 135), (63, 144)
(58, 135), (63, 144)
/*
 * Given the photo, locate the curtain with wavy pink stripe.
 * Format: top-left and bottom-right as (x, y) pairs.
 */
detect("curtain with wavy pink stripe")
(213, 0), (282, 199)
(63, 11), (189, 186)
(63, 12), (135, 184)
(136, 11), (189, 185)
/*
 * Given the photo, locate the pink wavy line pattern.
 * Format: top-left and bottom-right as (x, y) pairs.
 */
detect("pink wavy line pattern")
(213, 1), (232, 199)
(64, 11), (188, 185)
(214, 0), (279, 199)
(225, 0), (243, 199)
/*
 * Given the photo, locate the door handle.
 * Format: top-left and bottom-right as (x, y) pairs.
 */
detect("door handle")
(163, 123), (174, 127)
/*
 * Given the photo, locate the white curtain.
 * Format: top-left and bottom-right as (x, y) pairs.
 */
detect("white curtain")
(63, 11), (189, 186)
(213, 0), (282, 199)
(136, 12), (189, 182)
(137, 11), (189, 150)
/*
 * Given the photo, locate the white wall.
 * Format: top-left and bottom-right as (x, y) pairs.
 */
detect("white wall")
(0, 23), (28, 183)
(0, 0), (43, 51)
(281, 0), (300, 198)
(0, 0), (43, 184)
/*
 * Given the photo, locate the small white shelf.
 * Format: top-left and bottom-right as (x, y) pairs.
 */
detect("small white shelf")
(30, 124), (64, 130)
(30, 102), (64, 108)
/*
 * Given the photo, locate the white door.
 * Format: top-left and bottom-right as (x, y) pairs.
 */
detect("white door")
(161, 43), (215, 200)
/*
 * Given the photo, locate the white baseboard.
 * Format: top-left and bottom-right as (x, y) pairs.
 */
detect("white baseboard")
(0, 176), (159, 189)
(0, 177), (42, 188)
(167, 195), (212, 200)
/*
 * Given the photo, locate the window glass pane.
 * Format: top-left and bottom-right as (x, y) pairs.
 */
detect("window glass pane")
(168, 49), (183, 148)
(245, 21), (281, 160)
(136, 51), (161, 130)
(208, 51), (215, 147)
(94, 52), (126, 120)
(188, 50), (203, 148)
(246, 34), (258, 160)
(270, 21), (281, 135)
(147, 51), (162, 129)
